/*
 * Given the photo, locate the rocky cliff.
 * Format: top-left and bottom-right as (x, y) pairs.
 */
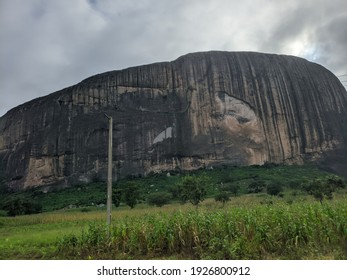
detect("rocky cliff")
(1, 51), (347, 190)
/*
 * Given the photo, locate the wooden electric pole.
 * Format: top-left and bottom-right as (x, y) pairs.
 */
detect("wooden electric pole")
(104, 114), (113, 228)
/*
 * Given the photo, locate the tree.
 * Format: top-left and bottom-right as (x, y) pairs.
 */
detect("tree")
(326, 175), (345, 189)
(0, 177), (8, 195)
(123, 183), (140, 209)
(214, 191), (230, 207)
(247, 179), (266, 193)
(226, 183), (241, 196)
(304, 176), (346, 204)
(147, 192), (172, 207)
(266, 182), (283, 196)
(2, 198), (42, 216)
(112, 189), (122, 207)
(304, 179), (331, 203)
(0, 166), (9, 195)
(168, 185), (180, 199)
(176, 175), (207, 206)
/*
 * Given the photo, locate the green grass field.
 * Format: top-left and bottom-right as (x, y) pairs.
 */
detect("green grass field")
(0, 164), (346, 260)
(1, 194), (346, 260)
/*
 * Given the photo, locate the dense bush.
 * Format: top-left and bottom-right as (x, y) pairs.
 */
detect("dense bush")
(0, 176), (9, 195)
(304, 176), (346, 203)
(176, 175), (207, 206)
(228, 183), (241, 196)
(2, 198), (42, 216)
(123, 182), (140, 209)
(214, 191), (230, 207)
(112, 190), (122, 207)
(266, 182), (283, 196)
(147, 192), (172, 207)
(247, 180), (266, 193)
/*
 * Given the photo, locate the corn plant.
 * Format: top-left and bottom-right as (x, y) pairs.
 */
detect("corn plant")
(58, 199), (347, 259)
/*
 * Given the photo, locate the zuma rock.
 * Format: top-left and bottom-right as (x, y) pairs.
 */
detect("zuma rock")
(1, 51), (347, 190)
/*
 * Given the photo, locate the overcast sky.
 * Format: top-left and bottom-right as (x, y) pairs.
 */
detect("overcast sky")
(1, 0), (347, 117)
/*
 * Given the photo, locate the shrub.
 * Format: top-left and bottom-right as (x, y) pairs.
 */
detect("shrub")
(0, 210), (7, 217)
(262, 162), (279, 168)
(304, 176), (346, 203)
(176, 175), (207, 206)
(266, 182), (283, 196)
(147, 192), (172, 207)
(214, 192), (230, 207)
(247, 180), (266, 193)
(227, 183), (241, 196)
(2, 198), (42, 216)
(168, 185), (180, 199)
(123, 183), (140, 209)
(326, 175), (345, 189)
(288, 180), (301, 189)
(112, 189), (122, 207)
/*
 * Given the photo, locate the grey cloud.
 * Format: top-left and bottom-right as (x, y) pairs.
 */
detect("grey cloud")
(259, 0), (347, 75)
(1, 0), (346, 117)
(314, 15), (347, 75)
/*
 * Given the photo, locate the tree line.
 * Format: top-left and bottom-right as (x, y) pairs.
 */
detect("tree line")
(0, 168), (345, 216)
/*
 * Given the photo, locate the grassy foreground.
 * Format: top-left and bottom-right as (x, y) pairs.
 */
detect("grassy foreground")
(1, 195), (346, 260)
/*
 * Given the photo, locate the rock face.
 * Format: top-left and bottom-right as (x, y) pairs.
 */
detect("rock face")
(1, 51), (347, 190)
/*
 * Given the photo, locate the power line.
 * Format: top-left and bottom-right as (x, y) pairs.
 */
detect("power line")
(337, 74), (347, 77)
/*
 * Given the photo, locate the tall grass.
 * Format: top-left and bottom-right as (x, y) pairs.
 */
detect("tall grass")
(58, 199), (347, 259)
(0, 209), (108, 259)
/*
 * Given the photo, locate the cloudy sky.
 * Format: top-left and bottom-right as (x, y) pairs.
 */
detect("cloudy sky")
(1, 0), (347, 117)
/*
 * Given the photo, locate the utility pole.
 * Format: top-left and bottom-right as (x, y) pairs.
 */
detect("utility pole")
(104, 114), (113, 228)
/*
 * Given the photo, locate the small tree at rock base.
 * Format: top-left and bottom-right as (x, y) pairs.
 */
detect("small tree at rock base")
(112, 189), (122, 207)
(123, 183), (140, 209)
(147, 192), (172, 207)
(214, 191), (231, 207)
(176, 175), (207, 206)
(228, 183), (241, 196)
(2, 198), (42, 216)
(247, 180), (266, 193)
(266, 182), (283, 196)
(304, 175), (346, 204)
